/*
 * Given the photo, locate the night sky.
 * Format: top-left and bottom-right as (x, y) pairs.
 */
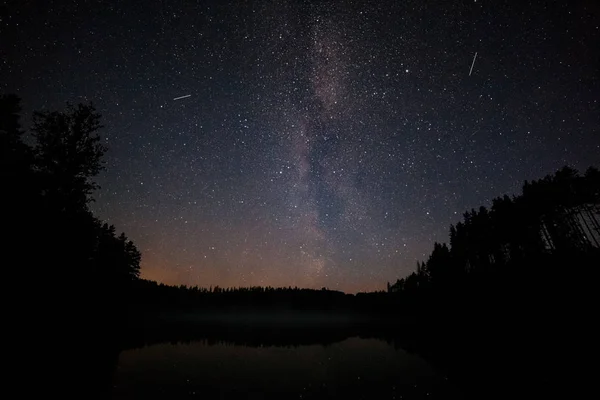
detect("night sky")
(2, 1), (599, 292)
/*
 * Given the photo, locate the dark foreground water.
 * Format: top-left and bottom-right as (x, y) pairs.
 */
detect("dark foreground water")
(111, 337), (459, 399)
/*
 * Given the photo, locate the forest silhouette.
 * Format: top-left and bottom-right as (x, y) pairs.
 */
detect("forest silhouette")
(2, 95), (140, 327)
(3, 94), (598, 398)
(387, 164), (600, 325)
(390, 165), (600, 294)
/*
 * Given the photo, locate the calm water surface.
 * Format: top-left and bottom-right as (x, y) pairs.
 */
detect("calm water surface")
(112, 337), (455, 399)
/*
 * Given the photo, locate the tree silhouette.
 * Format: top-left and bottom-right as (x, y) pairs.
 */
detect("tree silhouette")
(94, 223), (141, 285)
(1, 94), (37, 208)
(32, 103), (106, 213)
(390, 165), (600, 306)
(385, 166), (600, 399)
(1, 94), (140, 327)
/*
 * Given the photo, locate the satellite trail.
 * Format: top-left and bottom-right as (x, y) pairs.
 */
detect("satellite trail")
(469, 52), (478, 76)
(173, 94), (191, 101)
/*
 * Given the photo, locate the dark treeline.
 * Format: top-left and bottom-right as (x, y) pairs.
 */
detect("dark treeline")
(4, 94), (598, 397)
(132, 280), (354, 312)
(390, 165), (599, 296)
(132, 280), (400, 314)
(5, 92), (598, 329)
(133, 166), (600, 321)
(2, 94), (144, 397)
(2, 95), (141, 320)
(387, 165), (599, 319)
(2, 95), (141, 344)
(382, 166), (599, 398)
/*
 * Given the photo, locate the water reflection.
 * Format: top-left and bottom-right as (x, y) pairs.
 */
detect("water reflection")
(112, 337), (454, 399)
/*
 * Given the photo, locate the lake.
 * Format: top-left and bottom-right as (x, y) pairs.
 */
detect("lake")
(111, 336), (458, 399)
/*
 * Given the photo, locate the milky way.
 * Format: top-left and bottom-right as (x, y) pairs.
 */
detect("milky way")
(2, 0), (598, 292)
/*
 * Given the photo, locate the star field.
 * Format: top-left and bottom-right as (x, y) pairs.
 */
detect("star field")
(2, 0), (598, 292)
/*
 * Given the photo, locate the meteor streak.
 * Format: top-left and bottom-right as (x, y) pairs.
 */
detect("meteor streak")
(469, 52), (478, 76)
